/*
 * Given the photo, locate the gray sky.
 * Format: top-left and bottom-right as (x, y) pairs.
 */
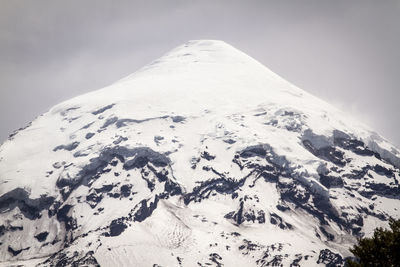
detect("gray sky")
(1, 0), (399, 146)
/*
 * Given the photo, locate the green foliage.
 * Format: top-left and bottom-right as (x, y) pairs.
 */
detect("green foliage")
(347, 218), (400, 267)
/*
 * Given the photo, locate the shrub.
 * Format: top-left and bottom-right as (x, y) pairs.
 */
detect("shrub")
(347, 218), (400, 267)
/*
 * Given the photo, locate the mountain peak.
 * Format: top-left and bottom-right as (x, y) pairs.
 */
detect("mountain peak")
(117, 40), (265, 83)
(167, 40), (242, 58)
(163, 39), (257, 65)
(181, 39), (232, 48)
(1, 40), (400, 267)
(110, 40), (308, 117)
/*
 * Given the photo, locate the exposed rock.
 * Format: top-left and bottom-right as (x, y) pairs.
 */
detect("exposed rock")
(101, 116), (118, 129)
(223, 138), (236, 144)
(333, 134), (376, 157)
(184, 177), (244, 205)
(154, 135), (164, 145)
(56, 146), (171, 200)
(171, 115), (186, 123)
(107, 219), (127, 237)
(373, 164), (394, 177)
(201, 151), (216, 161)
(316, 249), (344, 267)
(319, 175), (344, 189)
(269, 212), (292, 230)
(53, 141), (80, 152)
(41, 250), (100, 267)
(120, 184), (132, 198)
(85, 132), (95, 139)
(133, 196), (159, 222)
(56, 204), (76, 231)
(8, 246), (29, 256)
(0, 188), (54, 220)
(115, 115), (169, 128)
(92, 104), (115, 115)
(225, 201), (265, 225)
(34, 231), (49, 242)
(302, 140), (346, 167)
(113, 136), (128, 145)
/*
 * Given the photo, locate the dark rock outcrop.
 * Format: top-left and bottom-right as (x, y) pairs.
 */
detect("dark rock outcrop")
(53, 142), (80, 152)
(0, 188), (54, 220)
(34, 231), (49, 242)
(92, 104), (115, 115)
(316, 249), (344, 267)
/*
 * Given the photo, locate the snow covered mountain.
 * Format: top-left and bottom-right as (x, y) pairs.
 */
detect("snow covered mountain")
(1, 40), (399, 267)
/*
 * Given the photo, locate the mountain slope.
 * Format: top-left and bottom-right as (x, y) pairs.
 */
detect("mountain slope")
(0, 40), (399, 267)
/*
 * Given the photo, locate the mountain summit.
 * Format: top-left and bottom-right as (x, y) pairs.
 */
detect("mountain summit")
(1, 40), (399, 266)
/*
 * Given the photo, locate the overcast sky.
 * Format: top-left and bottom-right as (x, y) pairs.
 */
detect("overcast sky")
(0, 0), (399, 146)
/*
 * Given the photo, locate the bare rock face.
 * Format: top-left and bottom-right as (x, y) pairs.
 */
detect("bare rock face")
(0, 40), (399, 267)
